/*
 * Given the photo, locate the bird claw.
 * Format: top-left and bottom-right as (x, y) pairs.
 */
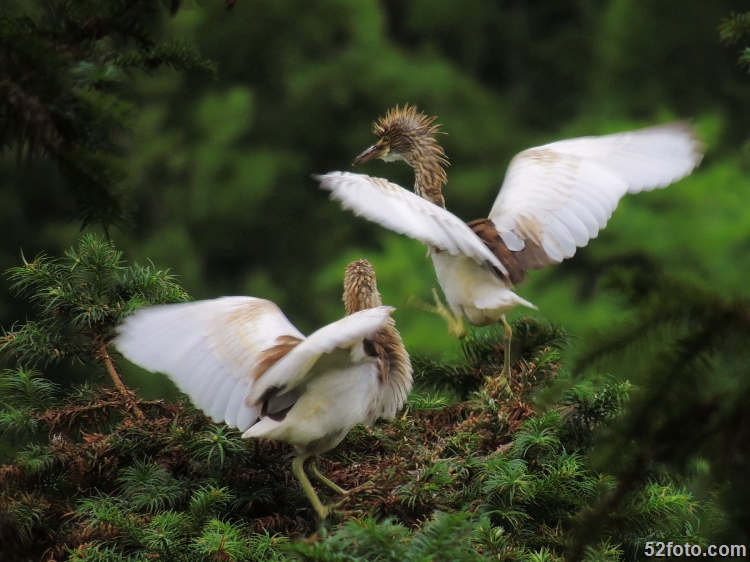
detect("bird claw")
(332, 480), (376, 509)
(348, 480), (376, 495)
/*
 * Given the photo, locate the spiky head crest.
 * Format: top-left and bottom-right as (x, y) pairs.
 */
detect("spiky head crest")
(373, 105), (439, 139)
(344, 259), (382, 315)
(374, 105), (446, 154)
(371, 105), (448, 193)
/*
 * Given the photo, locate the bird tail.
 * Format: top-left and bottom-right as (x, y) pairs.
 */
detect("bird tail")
(474, 293), (538, 316)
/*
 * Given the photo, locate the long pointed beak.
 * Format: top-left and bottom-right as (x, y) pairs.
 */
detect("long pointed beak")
(352, 143), (385, 166)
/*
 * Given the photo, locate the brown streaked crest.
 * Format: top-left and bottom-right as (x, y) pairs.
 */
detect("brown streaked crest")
(374, 105), (442, 142)
(343, 259), (382, 314)
(373, 105), (449, 171)
(355, 105), (449, 207)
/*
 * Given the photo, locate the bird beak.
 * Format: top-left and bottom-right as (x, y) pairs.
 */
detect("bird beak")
(353, 142), (387, 166)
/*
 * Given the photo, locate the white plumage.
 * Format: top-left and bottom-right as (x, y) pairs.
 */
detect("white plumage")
(114, 281), (412, 518)
(323, 173), (508, 275)
(114, 297), (395, 437)
(316, 108), (703, 382)
(489, 125), (703, 264)
(317, 123), (703, 324)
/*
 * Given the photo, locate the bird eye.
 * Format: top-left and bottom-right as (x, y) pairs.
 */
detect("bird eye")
(382, 136), (391, 145)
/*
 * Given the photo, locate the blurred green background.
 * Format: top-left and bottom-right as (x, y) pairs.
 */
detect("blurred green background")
(2, 0), (749, 394)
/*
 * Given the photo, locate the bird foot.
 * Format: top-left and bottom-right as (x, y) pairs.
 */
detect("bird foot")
(308, 462), (348, 495)
(408, 288), (467, 339)
(497, 372), (512, 395)
(332, 481), (375, 509)
(346, 480), (376, 496)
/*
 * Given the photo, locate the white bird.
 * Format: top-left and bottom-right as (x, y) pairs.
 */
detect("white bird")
(315, 105), (704, 384)
(113, 259), (412, 519)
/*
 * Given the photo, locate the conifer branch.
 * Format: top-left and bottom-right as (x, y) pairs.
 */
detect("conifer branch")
(0, 246), (717, 558)
(96, 340), (144, 420)
(0, 0), (216, 231)
(720, 12), (750, 72)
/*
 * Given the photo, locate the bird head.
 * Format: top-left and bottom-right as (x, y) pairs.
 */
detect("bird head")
(343, 259), (382, 314)
(352, 105), (448, 169)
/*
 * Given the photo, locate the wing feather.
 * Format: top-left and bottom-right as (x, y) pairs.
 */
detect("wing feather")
(248, 306), (396, 405)
(490, 123), (703, 267)
(113, 297), (304, 431)
(224, 379), (251, 429)
(316, 172), (508, 275)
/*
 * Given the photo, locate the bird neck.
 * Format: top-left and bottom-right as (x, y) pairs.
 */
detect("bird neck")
(344, 287), (382, 315)
(406, 145), (447, 209)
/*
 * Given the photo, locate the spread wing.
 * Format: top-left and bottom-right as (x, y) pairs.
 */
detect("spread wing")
(248, 305), (396, 405)
(489, 123), (703, 266)
(113, 297), (305, 431)
(316, 172), (508, 275)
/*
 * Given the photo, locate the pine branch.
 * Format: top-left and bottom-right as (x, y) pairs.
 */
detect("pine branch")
(0, 0), (216, 230)
(112, 41), (218, 76)
(719, 12), (750, 45)
(568, 269), (750, 553)
(0, 258), (714, 559)
(1, 235), (187, 424)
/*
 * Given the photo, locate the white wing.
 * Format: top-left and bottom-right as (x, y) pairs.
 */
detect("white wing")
(248, 306), (395, 405)
(113, 297), (305, 432)
(316, 172), (508, 275)
(489, 123), (703, 265)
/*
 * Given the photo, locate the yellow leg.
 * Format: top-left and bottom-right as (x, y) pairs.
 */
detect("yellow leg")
(309, 459), (348, 495)
(292, 455), (328, 519)
(500, 315), (512, 391)
(408, 288), (467, 338)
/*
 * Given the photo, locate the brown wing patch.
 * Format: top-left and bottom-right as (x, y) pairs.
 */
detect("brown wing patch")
(468, 218), (524, 285)
(468, 218), (554, 284)
(250, 335), (303, 381)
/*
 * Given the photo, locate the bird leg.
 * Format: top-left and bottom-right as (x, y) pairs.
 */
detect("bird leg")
(500, 315), (512, 392)
(292, 455), (329, 519)
(308, 458), (348, 495)
(408, 288), (467, 338)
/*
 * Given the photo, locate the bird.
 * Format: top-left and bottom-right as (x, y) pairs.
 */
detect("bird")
(315, 105), (704, 384)
(112, 259), (412, 519)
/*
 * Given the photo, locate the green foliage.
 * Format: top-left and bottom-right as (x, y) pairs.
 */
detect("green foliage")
(1, 381), (293, 560)
(569, 269), (750, 551)
(1, 3), (746, 560)
(1, 234), (187, 369)
(116, 460), (186, 512)
(719, 11), (750, 70)
(0, 367), (59, 410)
(0, 402), (39, 440)
(290, 511), (481, 562)
(413, 318), (568, 400)
(74, 490), (288, 561)
(0, 0), (215, 231)
(0, 271), (708, 560)
(405, 392), (449, 412)
(189, 425), (247, 469)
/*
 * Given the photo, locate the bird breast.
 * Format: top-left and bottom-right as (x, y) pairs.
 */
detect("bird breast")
(429, 249), (535, 325)
(244, 351), (382, 455)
